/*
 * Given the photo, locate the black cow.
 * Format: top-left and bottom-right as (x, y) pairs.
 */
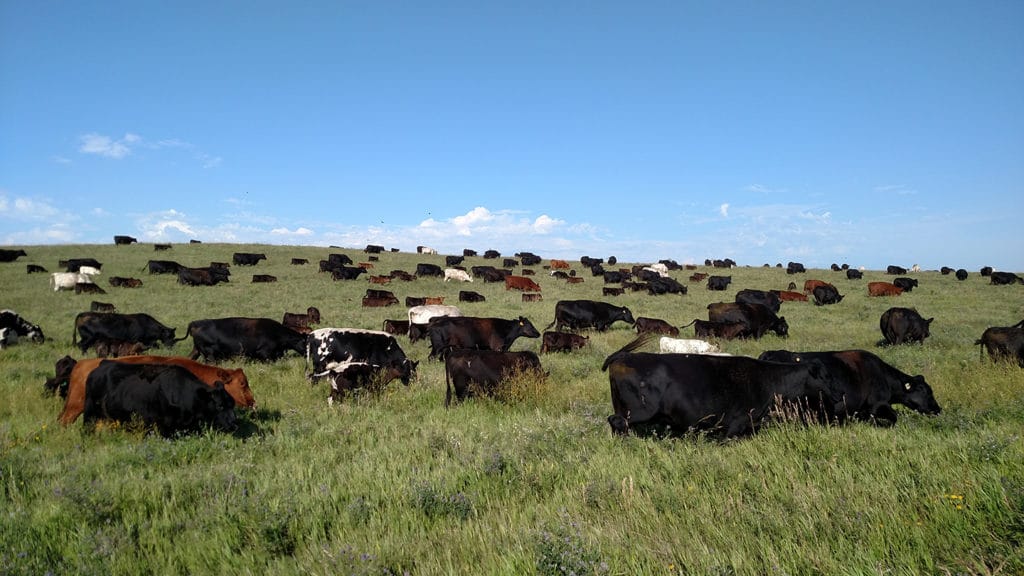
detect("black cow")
(178, 267), (230, 286)
(634, 317), (679, 337)
(328, 253), (354, 266)
(886, 265), (908, 275)
(893, 277), (918, 292)
(758, 349), (941, 426)
(113, 235), (137, 245)
(990, 271), (1023, 285)
(708, 302), (788, 338)
(981, 266), (993, 277)
(65, 258), (102, 272)
(690, 319), (747, 340)
(154, 243), (172, 251)
(307, 328), (416, 382)
(427, 316), (541, 360)
(326, 361), (415, 404)
(463, 249), (477, 257)
(232, 252), (266, 266)
(940, 267), (954, 275)
(182, 317), (307, 362)
(291, 258), (309, 265)
(846, 269), (863, 280)
(540, 331), (588, 353)
(603, 337), (840, 438)
(145, 260), (185, 274)
(955, 269), (968, 281)
(483, 250), (501, 259)
(446, 255), (465, 266)
(786, 262), (806, 274)
(735, 289), (781, 313)
(26, 264), (47, 273)
(382, 319), (411, 336)
(580, 256), (603, 268)
(707, 276), (732, 291)
(83, 362), (236, 436)
(975, 320), (1024, 367)
(444, 349), (543, 407)
(503, 258), (519, 268)
(647, 276), (687, 295)
(519, 253), (542, 266)
(75, 282), (106, 295)
(252, 274), (277, 283)
(0, 248), (28, 262)
(364, 244), (385, 254)
(459, 290), (486, 303)
(73, 312), (177, 354)
(415, 263), (444, 277)
(879, 307), (932, 345)
(331, 266), (367, 280)
(545, 300), (635, 332)
(0, 309), (45, 347)
(603, 271), (625, 284)
(812, 285), (844, 305)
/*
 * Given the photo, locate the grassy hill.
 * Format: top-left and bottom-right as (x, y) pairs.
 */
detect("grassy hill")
(1, 242), (1022, 575)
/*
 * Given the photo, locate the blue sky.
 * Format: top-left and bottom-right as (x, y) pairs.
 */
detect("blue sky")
(2, 1), (1022, 270)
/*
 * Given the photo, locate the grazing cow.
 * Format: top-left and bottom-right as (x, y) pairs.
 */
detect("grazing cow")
(463, 249), (477, 257)
(178, 267), (230, 286)
(95, 340), (148, 358)
(759, 349), (941, 425)
(887, 265), (908, 275)
(955, 269), (968, 281)
(291, 258), (309, 265)
(459, 290), (486, 303)
(113, 235), (137, 245)
(0, 310), (45, 346)
(786, 262), (806, 274)
(181, 317), (307, 362)
(771, 290), (808, 302)
(327, 253), (354, 266)
(416, 263), (444, 277)
(26, 264), (47, 273)
(417, 245), (437, 254)
(605, 271), (627, 284)
(976, 320), (1024, 367)
(658, 337), (722, 354)
(812, 285), (844, 305)
(91, 301), (116, 313)
(483, 249), (501, 259)
(427, 316), (541, 360)
(802, 279), (833, 294)
(252, 274), (278, 283)
(444, 349), (544, 406)
(604, 337), (840, 438)
(880, 307), (933, 345)
(940, 267), (954, 275)
(893, 277), (918, 292)
(233, 252), (267, 266)
(369, 275), (392, 284)
(580, 256), (603, 268)
(65, 258), (102, 272)
(282, 306), (321, 333)
(145, 259), (185, 274)
(522, 293), (543, 302)
(326, 361), (415, 404)
(706, 276), (732, 291)
(503, 258), (519, 268)
(481, 268), (511, 283)
(190, 239), (202, 244)
(0, 248), (28, 262)
(590, 264), (606, 277)
(306, 327), (416, 383)
(550, 259), (570, 270)
(153, 243), (172, 251)
(364, 244), (385, 254)
(382, 319), (411, 336)
(505, 275), (541, 292)
(331, 266), (367, 280)
(408, 304), (463, 342)
(603, 287), (625, 297)
(50, 272), (95, 291)
(647, 276), (687, 295)
(634, 317), (679, 337)
(540, 331), (588, 353)
(446, 255), (465, 266)
(689, 272), (709, 282)
(846, 269), (863, 280)
(109, 276), (143, 288)
(868, 282), (904, 297)
(990, 271), (1023, 285)
(73, 312), (178, 354)
(708, 302), (788, 339)
(545, 300), (635, 332)
(981, 266), (994, 277)
(82, 362), (237, 436)
(688, 319), (748, 340)
(736, 289), (782, 313)
(444, 268), (473, 282)
(75, 282), (107, 295)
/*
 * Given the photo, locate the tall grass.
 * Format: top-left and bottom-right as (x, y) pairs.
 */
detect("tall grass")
(1, 243), (1022, 575)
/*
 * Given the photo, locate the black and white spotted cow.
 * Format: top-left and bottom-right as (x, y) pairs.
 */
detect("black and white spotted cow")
(306, 327), (417, 384)
(0, 310), (45, 348)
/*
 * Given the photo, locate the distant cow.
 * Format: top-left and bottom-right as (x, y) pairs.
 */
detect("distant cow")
(812, 285), (844, 305)
(145, 260), (184, 274)
(803, 279), (833, 294)
(886, 265), (908, 275)
(153, 243), (172, 251)
(550, 259), (570, 270)
(846, 269), (863, 280)
(444, 349), (544, 406)
(444, 268), (473, 282)
(369, 275), (392, 285)
(893, 277), (918, 292)
(463, 249), (478, 257)
(233, 252), (267, 266)
(109, 276), (143, 288)
(178, 267), (230, 286)
(363, 296), (399, 307)
(64, 258), (102, 272)
(771, 290), (808, 302)
(658, 337), (721, 355)
(505, 275), (541, 292)
(603, 287), (625, 297)
(363, 289), (398, 306)
(282, 307), (321, 333)
(634, 317), (679, 337)
(364, 244), (385, 254)
(75, 282), (107, 295)
(540, 331), (588, 353)
(416, 263), (444, 277)
(390, 270), (416, 282)
(522, 293), (542, 302)
(483, 250), (501, 259)
(459, 290), (486, 303)
(291, 258), (309, 265)
(868, 282), (903, 297)
(647, 276), (687, 295)
(252, 274), (278, 283)
(90, 301), (116, 313)
(990, 271), (1023, 285)
(981, 266), (994, 277)
(880, 307), (933, 345)
(975, 320), (1024, 367)
(955, 269), (968, 281)
(331, 266), (367, 280)
(545, 300), (635, 332)
(26, 264), (47, 273)
(446, 255), (465, 267)
(689, 272), (709, 282)
(113, 235), (137, 245)
(786, 262), (806, 274)
(417, 245), (437, 254)
(706, 276), (732, 291)
(0, 248), (28, 262)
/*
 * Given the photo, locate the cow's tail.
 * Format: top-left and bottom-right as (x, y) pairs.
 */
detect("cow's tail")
(601, 334), (654, 372)
(443, 355), (453, 409)
(679, 319), (697, 329)
(975, 338), (985, 361)
(172, 321), (195, 343)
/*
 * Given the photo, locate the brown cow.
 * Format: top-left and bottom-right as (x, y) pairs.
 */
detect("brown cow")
(803, 279), (833, 294)
(634, 317), (679, 337)
(424, 296), (445, 305)
(772, 290), (808, 302)
(505, 275), (541, 292)
(522, 293), (543, 302)
(109, 276), (143, 288)
(689, 273), (709, 282)
(358, 262), (375, 269)
(369, 275), (392, 284)
(95, 340), (148, 358)
(540, 331), (588, 353)
(566, 277), (584, 284)
(282, 306), (321, 333)
(363, 296), (399, 307)
(75, 282), (106, 295)
(868, 282), (904, 297)
(382, 319), (411, 336)
(550, 259), (570, 269)
(252, 274), (278, 283)
(55, 355), (255, 425)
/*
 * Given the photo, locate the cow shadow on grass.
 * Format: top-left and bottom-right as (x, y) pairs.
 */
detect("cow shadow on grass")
(230, 408), (282, 439)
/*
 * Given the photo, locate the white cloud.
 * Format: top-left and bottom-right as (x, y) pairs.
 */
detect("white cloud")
(271, 227), (314, 236)
(720, 203), (729, 217)
(874, 184), (917, 196)
(79, 133), (136, 159)
(0, 192), (65, 222)
(532, 214), (563, 233)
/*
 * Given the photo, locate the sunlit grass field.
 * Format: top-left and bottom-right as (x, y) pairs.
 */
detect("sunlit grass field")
(1, 242), (1022, 575)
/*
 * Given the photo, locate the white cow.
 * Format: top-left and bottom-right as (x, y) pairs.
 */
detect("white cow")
(408, 304), (462, 341)
(78, 266), (101, 276)
(49, 272), (95, 291)
(417, 245), (437, 254)
(444, 268), (473, 282)
(659, 337), (722, 355)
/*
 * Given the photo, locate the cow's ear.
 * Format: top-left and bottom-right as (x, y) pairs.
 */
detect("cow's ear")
(927, 318), (934, 325)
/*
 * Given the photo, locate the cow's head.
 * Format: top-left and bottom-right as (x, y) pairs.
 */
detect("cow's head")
(202, 382), (239, 432)
(619, 307), (636, 325)
(161, 328), (177, 347)
(516, 317), (541, 338)
(772, 317), (790, 338)
(900, 375), (941, 415)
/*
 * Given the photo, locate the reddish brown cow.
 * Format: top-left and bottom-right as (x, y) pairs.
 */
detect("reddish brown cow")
(369, 275), (392, 284)
(689, 272), (709, 282)
(424, 296), (445, 305)
(550, 259), (570, 269)
(868, 282), (904, 297)
(540, 331), (588, 353)
(772, 290), (808, 302)
(803, 279), (833, 294)
(363, 296), (399, 307)
(55, 355), (255, 425)
(566, 277), (584, 284)
(505, 275), (542, 292)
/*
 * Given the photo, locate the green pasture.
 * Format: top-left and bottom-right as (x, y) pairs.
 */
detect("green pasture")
(1, 243), (1022, 575)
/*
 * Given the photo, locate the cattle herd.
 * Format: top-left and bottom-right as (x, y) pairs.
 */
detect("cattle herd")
(1, 242), (1022, 440)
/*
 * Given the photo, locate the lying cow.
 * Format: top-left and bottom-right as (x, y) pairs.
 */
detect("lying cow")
(444, 349), (544, 407)
(540, 331), (588, 353)
(83, 362), (237, 436)
(658, 337), (721, 355)
(50, 271), (95, 291)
